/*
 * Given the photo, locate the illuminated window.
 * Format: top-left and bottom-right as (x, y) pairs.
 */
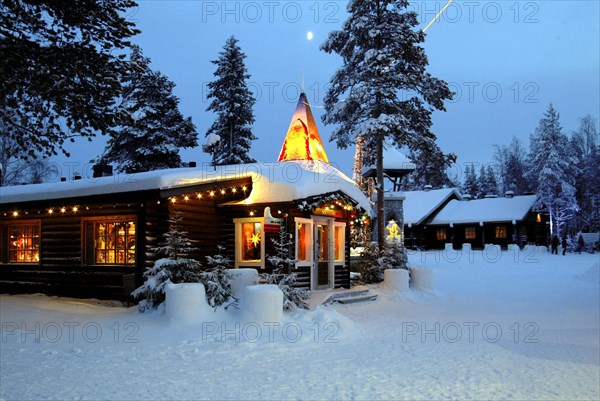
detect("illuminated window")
(495, 226), (507, 239)
(7, 223), (40, 263)
(334, 224), (345, 262)
(465, 227), (476, 240)
(316, 224), (329, 261)
(536, 213), (542, 223)
(241, 222), (262, 262)
(84, 218), (136, 265)
(296, 221), (311, 262)
(436, 228), (447, 241)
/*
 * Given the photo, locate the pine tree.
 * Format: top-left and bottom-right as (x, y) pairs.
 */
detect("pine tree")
(526, 104), (579, 237)
(462, 164), (478, 196)
(1, 1), (138, 159)
(572, 116), (599, 231)
(493, 137), (528, 195)
(403, 145), (456, 190)
(262, 224), (310, 311)
(485, 165), (498, 195)
(202, 246), (237, 308)
(205, 36), (256, 165)
(99, 46), (198, 173)
(133, 211), (204, 311)
(321, 0), (453, 251)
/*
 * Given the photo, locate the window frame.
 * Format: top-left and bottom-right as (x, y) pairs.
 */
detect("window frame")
(436, 228), (447, 241)
(495, 225), (508, 239)
(0, 219), (41, 265)
(81, 215), (138, 267)
(333, 222), (346, 264)
(465, 226), (477, 240)
(295, 218), (313, 268)
(234, 217), (265, 269)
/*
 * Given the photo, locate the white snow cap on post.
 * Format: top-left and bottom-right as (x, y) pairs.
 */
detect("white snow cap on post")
(242, 285), (283, 323)
(227, 268), (259, 300)
(165, 283), (210, 324)
(410, 267), (434, 290)
(384, 269), (409, 292)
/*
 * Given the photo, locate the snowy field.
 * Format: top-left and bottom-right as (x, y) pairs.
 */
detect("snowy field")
(1, 249), (599, 400)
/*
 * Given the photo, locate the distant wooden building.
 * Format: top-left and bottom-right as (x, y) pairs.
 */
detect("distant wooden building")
(427, 194), (547, 249)
(0, 94), (370, 300)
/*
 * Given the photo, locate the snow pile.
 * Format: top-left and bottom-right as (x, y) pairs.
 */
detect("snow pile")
(410, 267), (434, 290)
(241, 284), (283, 323)
(383, 269), (409, 292)
(165, 283), (210, 324)
(226, 268), (259, 300)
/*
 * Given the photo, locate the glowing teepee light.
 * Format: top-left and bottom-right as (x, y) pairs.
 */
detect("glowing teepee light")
(278, 93), (329, 163)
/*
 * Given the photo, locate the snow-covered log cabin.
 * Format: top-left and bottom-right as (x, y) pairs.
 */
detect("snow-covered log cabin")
(0, 94), (370, 300)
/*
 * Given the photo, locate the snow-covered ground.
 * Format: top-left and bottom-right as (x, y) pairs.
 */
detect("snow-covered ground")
(1, 249), (598, 400)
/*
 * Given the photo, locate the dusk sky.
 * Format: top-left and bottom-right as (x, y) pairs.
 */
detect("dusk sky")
(61, 0), (599, 181)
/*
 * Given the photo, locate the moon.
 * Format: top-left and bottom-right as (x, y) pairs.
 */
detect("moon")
(306, 31), (314, 41)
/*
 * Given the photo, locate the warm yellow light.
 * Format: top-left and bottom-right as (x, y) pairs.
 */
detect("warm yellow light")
(12, 211), (18, 217)
(242, 186), (247, 191)
(197, 193), (202, 199)
(171, 197), (176, 203)
(220, 189), (225, 195)
(249, 211), (255, 216)
(210, 191), (215, 197)
(184, 195), (189, 201)
(72, 207), (78, 213)
(232, 188), (237, 193)
(48, 209), (53, 214)
(60, 207), (66, 213)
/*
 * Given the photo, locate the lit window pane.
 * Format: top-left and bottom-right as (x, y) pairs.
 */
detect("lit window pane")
(242, 222), (261, 261)
(8, 224), (40, 263)
(93, 221), (136, 265)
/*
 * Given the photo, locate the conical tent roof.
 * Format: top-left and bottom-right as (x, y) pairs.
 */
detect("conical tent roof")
(277, 93), (329, 163)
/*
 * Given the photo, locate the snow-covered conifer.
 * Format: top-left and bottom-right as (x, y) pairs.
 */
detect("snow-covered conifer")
(99, 46), (198, 173)
(205, 36), (256, 165)
(133, 211), (203, 311)
(263, 224), (309, 310)
(202, 246), (236, 308)
(526, 104), (579, 237)
(321, 0), (453, 250)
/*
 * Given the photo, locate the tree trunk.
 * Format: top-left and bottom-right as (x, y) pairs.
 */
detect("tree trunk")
(376, 132), (385, 252)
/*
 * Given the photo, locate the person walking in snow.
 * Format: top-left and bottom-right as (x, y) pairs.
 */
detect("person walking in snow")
(551, 235), (559, 254)
(576, 234), (585, 254)
(561, 236), (567, 255)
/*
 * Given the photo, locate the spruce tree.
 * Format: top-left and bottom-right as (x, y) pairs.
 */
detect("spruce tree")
(526, 104), (579, 237)
(133, 212), (204, 311)
(205, 36), (256, 165)
(321, 0), (453, 251)
(202, 246), (236, 308)
(262, 224), (310, 311)
(403, 145), (456, 190)
(462, 164), (478, 196)
(1, 0), (139, 159)
(99, 46), (198, 173)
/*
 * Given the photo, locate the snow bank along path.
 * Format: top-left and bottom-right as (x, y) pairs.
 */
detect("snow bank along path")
(1, 250), (598, 400)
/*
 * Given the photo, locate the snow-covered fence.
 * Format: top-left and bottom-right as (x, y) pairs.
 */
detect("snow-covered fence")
(462, 243), (472, 252)
(226, 268), (259, 300)
(242, 285), (283, 323)
(409, 267), (434, 290)
(383, 269), (409, 292)
(165, 283), (210, 324)
(445, 243), (454, 252)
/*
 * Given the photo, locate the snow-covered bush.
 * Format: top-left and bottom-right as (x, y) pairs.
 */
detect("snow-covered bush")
(357, 241), (408, 285)
(262, 224), (309, 311)
(133, 212), (204, 312)
(202, 246), (237, 308)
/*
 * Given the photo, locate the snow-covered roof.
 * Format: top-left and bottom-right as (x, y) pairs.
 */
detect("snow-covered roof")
(363, 145), (416, 174)
(396, 188), (461, 225)
(429, 195), (537, 225)
(0, 160), (371, 212)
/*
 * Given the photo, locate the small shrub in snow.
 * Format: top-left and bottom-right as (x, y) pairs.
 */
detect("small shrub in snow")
(262, 223), (310, 311)
(358, 241), (408, 285)
(133, 212), (203, 312)
(202, 246), (237, 308)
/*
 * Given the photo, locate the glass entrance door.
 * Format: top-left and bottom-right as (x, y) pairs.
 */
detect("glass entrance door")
(314, 221), (331, 290)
